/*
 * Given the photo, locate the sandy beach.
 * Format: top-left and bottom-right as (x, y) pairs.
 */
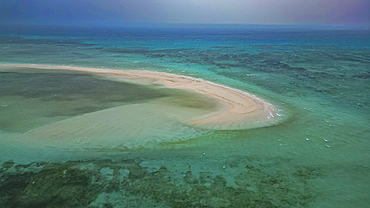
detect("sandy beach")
(0, 64), (278, 130)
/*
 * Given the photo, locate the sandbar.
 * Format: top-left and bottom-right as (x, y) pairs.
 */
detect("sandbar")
(0, 63), (279, 130)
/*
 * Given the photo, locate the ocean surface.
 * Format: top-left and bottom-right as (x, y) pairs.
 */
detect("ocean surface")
(0, 24), (369, 207)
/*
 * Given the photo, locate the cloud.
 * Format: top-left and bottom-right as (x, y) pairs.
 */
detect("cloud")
(1, 0), (369, 24)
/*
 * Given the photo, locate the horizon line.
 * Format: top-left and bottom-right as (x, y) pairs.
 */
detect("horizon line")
(1, 19), (369, 28)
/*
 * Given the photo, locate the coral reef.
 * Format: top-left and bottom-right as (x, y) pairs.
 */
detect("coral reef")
(0, 159), (317, 207)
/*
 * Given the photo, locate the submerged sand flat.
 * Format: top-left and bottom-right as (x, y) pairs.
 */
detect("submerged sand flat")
(0, 64), (279, 130)
(9, 103), (205, 151)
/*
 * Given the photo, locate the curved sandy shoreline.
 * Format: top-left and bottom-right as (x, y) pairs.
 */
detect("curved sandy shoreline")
(0, 63), (279, 129)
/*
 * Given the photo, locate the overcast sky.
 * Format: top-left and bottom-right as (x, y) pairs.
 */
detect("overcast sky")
(1, 0), (369, 25)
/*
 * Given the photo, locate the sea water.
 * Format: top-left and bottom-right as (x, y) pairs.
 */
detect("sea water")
(0, 24), (369, 207)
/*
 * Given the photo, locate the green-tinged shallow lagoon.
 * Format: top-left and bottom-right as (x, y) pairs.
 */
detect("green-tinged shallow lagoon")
(0, 24), (369, 207)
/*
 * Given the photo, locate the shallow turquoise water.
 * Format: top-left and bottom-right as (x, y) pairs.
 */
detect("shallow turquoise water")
(0, 24), (369, 207)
